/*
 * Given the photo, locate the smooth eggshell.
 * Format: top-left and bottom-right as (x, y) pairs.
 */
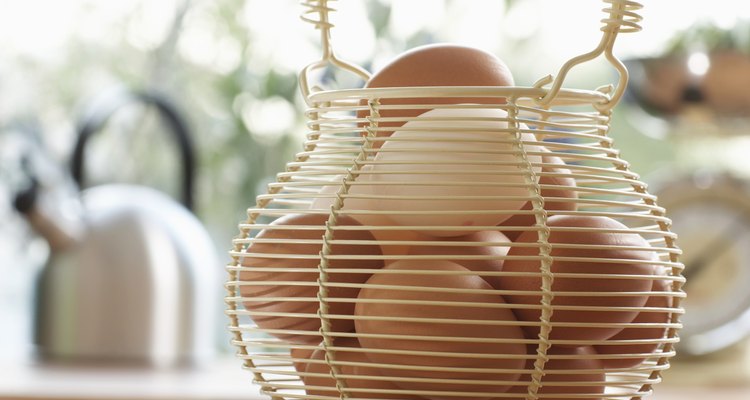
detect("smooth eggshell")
(290, 346), (316, 375)
(369, 107), (542, 236)
(240, 213), (383, 344)
(500, 155), (578, 241)
(309, 171), (432, 257)
(508, 346), (605, 400)
(498, 215), (656, 343)
(407, 230), (511, 289)
(354, 260), (527, 400)
(302, 337), (421, 399)
(358, 44), (514, 149)
(593, 276), (674, 369)
(308, 169), (375, 216)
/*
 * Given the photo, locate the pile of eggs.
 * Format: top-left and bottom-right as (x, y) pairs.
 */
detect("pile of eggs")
(239, 45), (675, 400)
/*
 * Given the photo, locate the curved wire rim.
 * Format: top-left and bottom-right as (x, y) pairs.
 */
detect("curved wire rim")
(306, 85), (611, 105)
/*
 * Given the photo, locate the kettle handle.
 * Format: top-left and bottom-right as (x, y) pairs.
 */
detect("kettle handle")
(71, 90), (196, 211)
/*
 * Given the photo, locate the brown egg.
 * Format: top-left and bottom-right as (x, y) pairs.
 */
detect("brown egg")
(302, 337), (421, 399)
(309, 172), (431, 257)
(369, 228), (432, 260)
(593, 276), (674, 369)
(508, 346), (605, 400)
(307, 169), (376, 216)
(500, 155), (578, 241)
(354, 260), (527, 400)
(407, 230), (511, 288)
(358, 44), (514, 148)
(498, 215), (656, 343)
(240, 213), (384, 344)
(290, 346), (316, 375)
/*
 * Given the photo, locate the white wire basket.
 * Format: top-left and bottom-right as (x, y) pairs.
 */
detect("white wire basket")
(226, 1), (685, 399)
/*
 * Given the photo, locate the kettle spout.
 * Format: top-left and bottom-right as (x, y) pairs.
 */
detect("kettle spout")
(14, 177), (83, 253)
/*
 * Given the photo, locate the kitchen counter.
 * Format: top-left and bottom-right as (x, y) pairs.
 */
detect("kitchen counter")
(651, 386), (749, 400)
(0, 356), (748, 400)
(0, 356), (262, 400)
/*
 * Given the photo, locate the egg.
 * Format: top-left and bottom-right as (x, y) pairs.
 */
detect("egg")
(308, 169), (375, 215)
(240, 213), (384, 344)
(358, 44), (514, 148)
(354, 260), (527, 400)
(508, 346), (605, 400)
(309, 170), (432, 257)
(498, 215), (656, 343)
(593, 276), (673, 368)
(407, 230), (511, 288)
(290, 346), (316, 375)
(369, 107), (543, 236)
(500, 154), (578, 241)
(302, 337), (421, 399)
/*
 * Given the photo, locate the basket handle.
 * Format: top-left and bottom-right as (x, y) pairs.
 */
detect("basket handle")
(299, 0), (642, 110)
(534, 0), (643, 110)
(299, 0), (371, 104)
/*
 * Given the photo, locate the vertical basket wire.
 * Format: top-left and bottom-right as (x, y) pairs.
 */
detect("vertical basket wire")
(226, 1), (685, 399)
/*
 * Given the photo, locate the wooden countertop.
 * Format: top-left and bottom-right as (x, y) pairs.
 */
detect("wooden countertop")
(0, 356), (262, 400)
(1, 355), (748, 400)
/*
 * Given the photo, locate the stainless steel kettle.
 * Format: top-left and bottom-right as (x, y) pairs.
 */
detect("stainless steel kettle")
(14, 90), (219, 367)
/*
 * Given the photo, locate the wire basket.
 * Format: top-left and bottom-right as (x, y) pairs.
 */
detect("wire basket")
(226, 1), (685, 399)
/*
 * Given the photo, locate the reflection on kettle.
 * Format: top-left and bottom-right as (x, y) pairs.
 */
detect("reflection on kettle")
(13, 89), (220, 368)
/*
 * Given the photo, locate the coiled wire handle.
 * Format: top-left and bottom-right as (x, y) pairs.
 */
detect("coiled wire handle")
(299, 0), (371, 104)
(299, 0), (643, 111)
(535, 0), (643, 110)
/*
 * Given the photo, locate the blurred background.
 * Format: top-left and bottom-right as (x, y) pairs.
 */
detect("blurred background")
(2, 0), (750, 399)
